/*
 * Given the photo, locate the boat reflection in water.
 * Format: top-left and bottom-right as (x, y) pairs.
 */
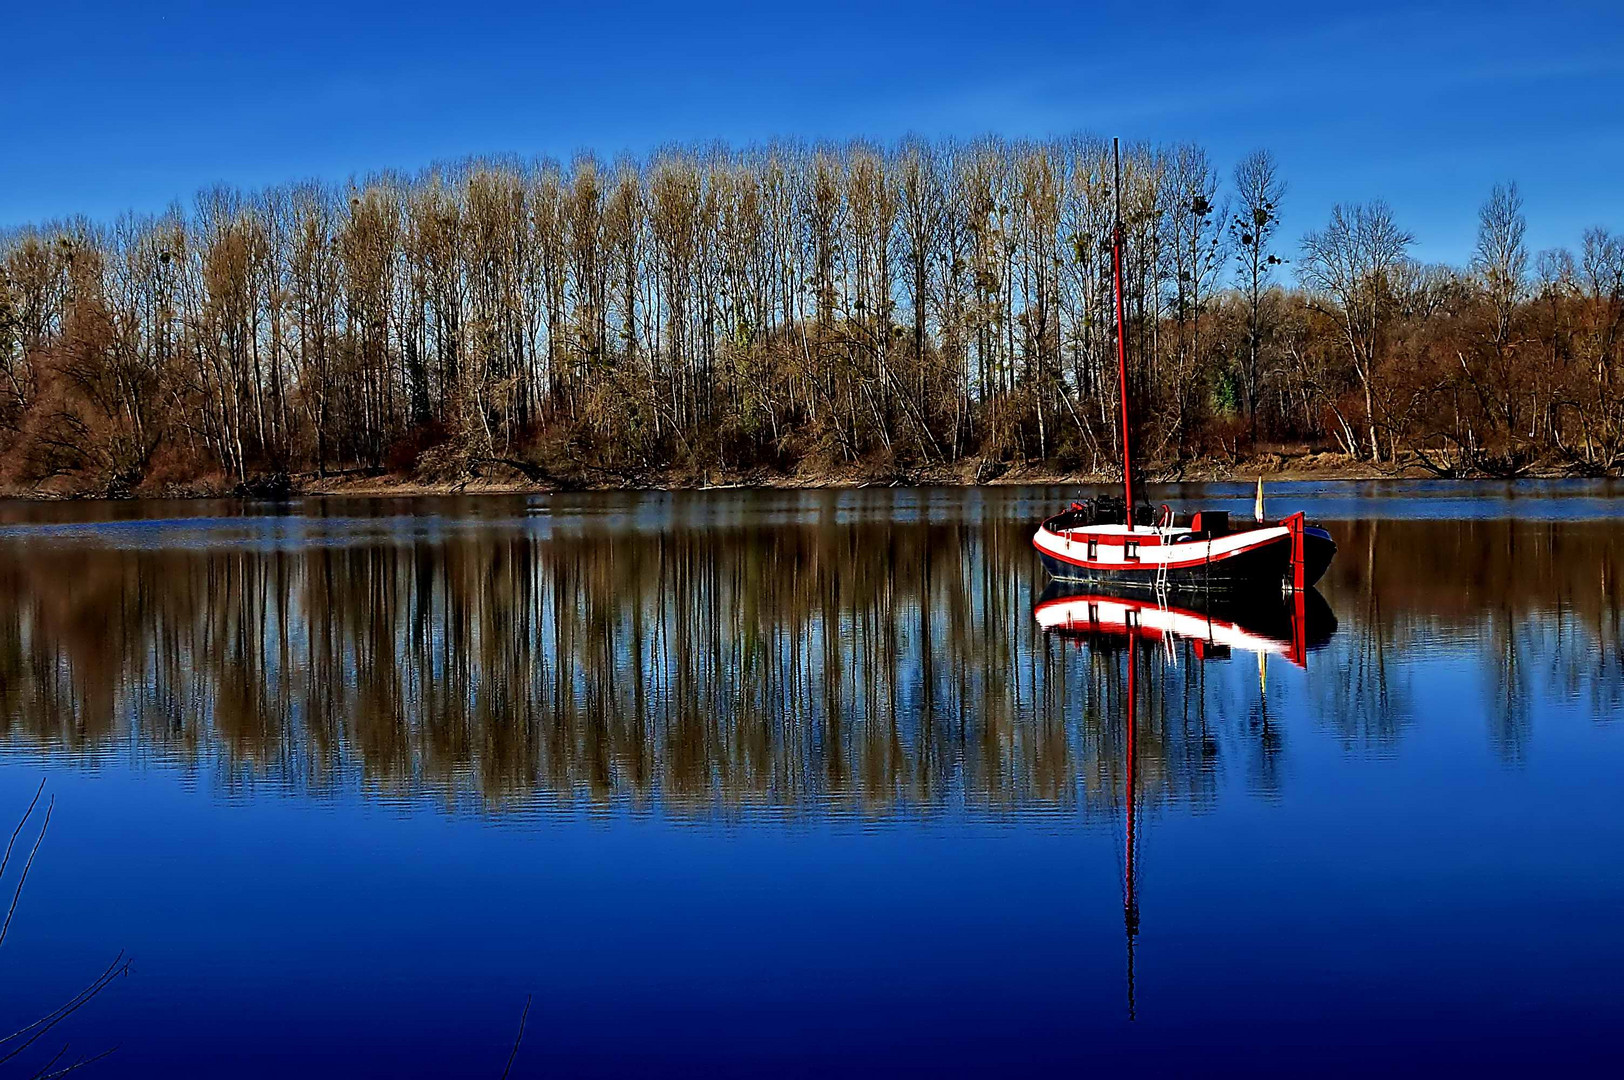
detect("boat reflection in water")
(1033, 583), (1338, 1019)
(1034, 582), (1338, 667)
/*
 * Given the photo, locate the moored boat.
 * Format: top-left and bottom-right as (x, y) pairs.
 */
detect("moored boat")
(1032, 500), (1336, 594)
(1034, 139), (1336, 595)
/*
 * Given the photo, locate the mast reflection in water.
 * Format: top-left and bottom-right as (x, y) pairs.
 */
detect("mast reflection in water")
(1034, 583), (1339, 1020)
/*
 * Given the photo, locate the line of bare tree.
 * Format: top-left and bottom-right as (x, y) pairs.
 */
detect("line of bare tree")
(1, 135), (1621, 493)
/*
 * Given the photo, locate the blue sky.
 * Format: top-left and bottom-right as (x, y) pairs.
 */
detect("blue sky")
(2, 0), (1621, 266)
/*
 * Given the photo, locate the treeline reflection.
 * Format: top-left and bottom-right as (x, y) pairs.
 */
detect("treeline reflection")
(1318, 519), (1624, 760)
(0, 517), (1618, 814)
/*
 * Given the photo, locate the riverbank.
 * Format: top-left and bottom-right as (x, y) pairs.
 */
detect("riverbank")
(4, 448), (1609, 500)
(297, 451), (1382, 498)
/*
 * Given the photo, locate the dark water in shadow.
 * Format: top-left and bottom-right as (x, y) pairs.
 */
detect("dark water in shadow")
(0, 482), (1620, 1075)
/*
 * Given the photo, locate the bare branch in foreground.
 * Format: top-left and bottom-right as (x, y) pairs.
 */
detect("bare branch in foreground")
(0, 795), (53, 949)
(500, 994), (532, 1079)
(0, 952), (131, 1068)
(0, 781), (131, 1076)
(0, 779), (46, 883)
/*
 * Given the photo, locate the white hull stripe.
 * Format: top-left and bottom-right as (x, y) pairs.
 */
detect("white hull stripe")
(1032, 524), (1291, 571)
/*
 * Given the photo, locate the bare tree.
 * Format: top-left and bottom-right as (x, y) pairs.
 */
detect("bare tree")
(1230, 149), (1285, 441)
(1161, 144), (1225, 455)
(1299, 201), (1413, 462)
(1472, 182), (1528, 348)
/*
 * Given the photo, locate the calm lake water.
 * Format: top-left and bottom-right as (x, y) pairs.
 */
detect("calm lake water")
(1, 482), (1621, 1076)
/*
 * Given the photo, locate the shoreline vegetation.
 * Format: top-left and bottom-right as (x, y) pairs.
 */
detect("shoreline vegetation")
(2, 135), (1621, 501)
(164, 451), (1604, 501)
(0, 455), (1609, 500)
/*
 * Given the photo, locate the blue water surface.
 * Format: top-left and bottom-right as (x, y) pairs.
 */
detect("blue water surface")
(0, 484), (1620, 1075)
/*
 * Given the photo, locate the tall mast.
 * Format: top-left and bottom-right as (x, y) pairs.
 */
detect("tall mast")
(1112, 137), (1135, 517)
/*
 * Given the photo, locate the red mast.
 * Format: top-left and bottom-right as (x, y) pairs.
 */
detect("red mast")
(1112, 137), (1135, 518)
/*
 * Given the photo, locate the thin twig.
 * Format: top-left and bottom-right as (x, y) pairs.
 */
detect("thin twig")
(27, 1043), (68, 1079)
(500, 994), (532, 1079)
(0, 796), (53, 949)
(0, 952), (130, 1066)
(33, 1044), (118, 1080)
(0, 779), (46, 883)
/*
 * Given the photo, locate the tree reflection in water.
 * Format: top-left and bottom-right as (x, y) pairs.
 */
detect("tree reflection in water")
(0, 510), (1619, 816)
